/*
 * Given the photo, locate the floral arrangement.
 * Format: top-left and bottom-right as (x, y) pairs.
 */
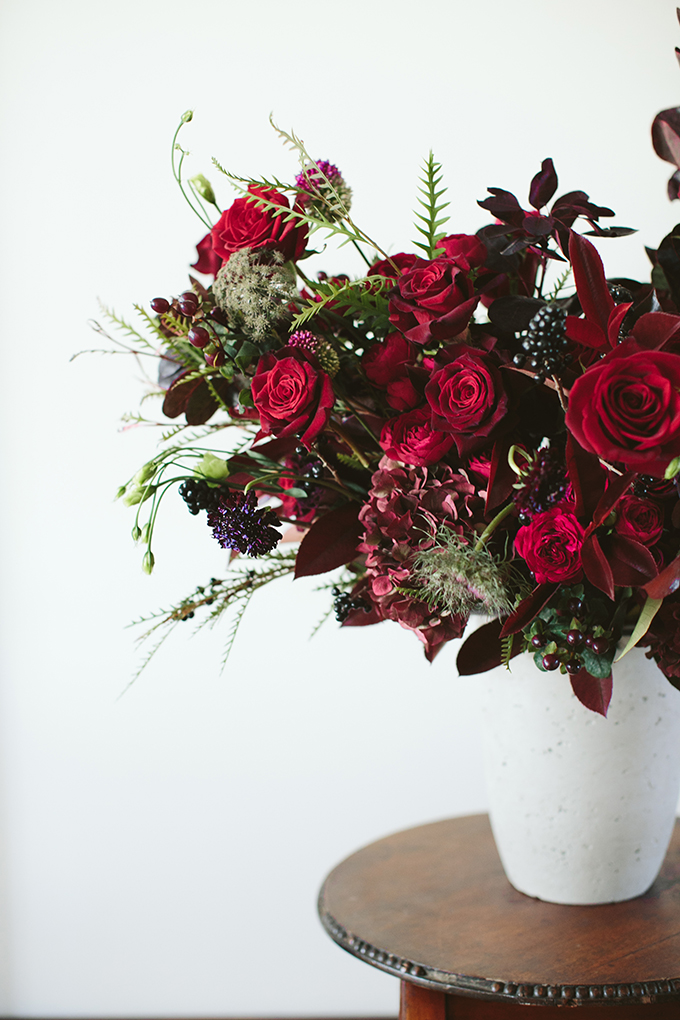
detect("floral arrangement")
(100, 52), (680, 717)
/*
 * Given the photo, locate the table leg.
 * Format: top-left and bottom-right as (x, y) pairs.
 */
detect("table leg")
(399, 982), (446, 1020)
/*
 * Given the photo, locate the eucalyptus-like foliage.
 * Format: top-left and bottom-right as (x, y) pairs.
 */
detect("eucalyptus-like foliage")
(412, 152), (450, 259)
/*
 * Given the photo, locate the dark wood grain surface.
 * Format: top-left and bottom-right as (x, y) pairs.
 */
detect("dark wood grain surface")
(319, 814), (680, 1006)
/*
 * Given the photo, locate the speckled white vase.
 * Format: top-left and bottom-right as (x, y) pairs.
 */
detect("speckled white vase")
(482, 648), (680, 905)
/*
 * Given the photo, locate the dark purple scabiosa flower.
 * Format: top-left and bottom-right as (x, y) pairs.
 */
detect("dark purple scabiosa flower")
(512, 446), (569, 523)
(295, 160), (352, 221)
(207, 490), (282, 557)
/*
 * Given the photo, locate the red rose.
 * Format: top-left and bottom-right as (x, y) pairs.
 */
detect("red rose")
(614, 494), (664, 545)
(514, 508), (585, 584)
(386, 376), (421, 411)
(362, 333), (415, 386)
(565, 343), (680, 476)
(379, 408), (455, 466)
(424, 345), (509, 455)
(435, 233), (487, 270)
(388, 258), (479, 345)
(368, 252), (418, 280)
(191, 232), (223, 276)
(211, 186), (308, 264)
(251, 349), (334, 448)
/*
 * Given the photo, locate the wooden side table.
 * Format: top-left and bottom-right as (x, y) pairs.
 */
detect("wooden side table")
(318, 815), (680, 1017)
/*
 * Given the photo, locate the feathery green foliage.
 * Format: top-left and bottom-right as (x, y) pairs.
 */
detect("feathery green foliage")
(412, 152), (450, 259)
(291, 276), (391, 333)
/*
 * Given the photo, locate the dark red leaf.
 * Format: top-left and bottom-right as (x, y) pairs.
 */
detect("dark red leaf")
(522, 214), (554, 236)
(568, 231), (615, 336)
(487, 296), (544, 332)
(456, 619), (523, 675)
(570, 668), (612, 717)
(565, 433), (607, 518)
(162, 371), (203, 419)
(591, 471), (636, 529)
(607, 534), (658, 587)
(631, 311), (680, 349)
(477, 188), (525, 227)
(294, 503), (363, 578)
(644, 551), (680, 599)
(564, 316), (607, 349)
(652, 108), (680, 167)
(581, 533), (615, 600)
(185, 380), (219, 426)
(529, 158), (558, 210)
(499, 583), (559, 638)
(607, 302), (632, 346)
(485, 438), (515, 512)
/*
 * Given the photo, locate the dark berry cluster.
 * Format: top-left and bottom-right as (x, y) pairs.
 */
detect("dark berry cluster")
(529, 597), (611, 674)
(513, 447), (569, 524)
(151, 291), (228, 368)
(332, 587), (371, 623)
(513, 303), (569, 383)
(179, 478), (224, 515)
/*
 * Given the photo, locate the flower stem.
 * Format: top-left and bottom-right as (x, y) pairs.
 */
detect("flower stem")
(474, 501), (515, 552)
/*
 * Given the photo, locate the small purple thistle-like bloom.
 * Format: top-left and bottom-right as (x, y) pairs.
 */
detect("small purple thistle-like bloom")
(295, 160), (342, 193)
(207, 490), (282, 557)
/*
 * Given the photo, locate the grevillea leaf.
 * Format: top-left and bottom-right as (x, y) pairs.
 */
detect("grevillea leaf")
(294, 502), (363, 578)
(499, 583), (559, 638)
(570, 668), (613, 717)
(456, 618), (522, 675)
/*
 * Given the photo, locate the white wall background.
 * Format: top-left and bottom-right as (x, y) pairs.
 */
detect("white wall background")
(1, 0), (680, 1015)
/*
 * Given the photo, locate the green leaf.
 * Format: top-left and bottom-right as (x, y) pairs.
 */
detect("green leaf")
(581, 646), (614, 679)
(412, 152), (450, 259)
(614, 596), (663, 662)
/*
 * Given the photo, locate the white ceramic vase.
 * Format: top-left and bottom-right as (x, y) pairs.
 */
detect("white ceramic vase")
(481, 647), (680, 905)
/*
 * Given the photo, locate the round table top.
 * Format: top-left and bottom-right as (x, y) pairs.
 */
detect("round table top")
(318, 814), (680, 1008)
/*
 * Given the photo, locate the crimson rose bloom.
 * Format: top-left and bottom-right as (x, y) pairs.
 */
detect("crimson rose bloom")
(565, 343), (680, 476)
(367, 252), (418, 280)
(211, 186), (308, 264)
(192, 232), (222, 276)
(380, 408), (455, 466)
(614, 494), (664, 545)
(435, 233), (487, 269)
(425, 345), (509, 456)
(388, 258), (479, 345)
(514, 508), (585, 584)
(251, 349), (334, 448)
(362, 333), (415, 386)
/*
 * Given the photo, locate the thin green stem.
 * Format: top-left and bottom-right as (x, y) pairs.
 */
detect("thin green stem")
(474, 501), (515, 552)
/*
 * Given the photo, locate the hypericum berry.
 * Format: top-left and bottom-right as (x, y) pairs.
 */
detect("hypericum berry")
(565, 659), (582, 675)
(531, 634), (544, 649)
(584, 634), (594, 648)
(566, 629), (585, 649)
(567, 597), (584, 615)
(513, 303), (569, 382)
(151, 297), (170, 314)
(542, 653), (560, 671)
(188, 325), (211, 348)
(591, 637), (610, 655)
(178, 292), (199, 317)
(205, 348), (226, 368)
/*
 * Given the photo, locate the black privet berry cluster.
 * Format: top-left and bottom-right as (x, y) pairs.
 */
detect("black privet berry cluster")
(513, 303), (569, 383)
(179, 478), (224, 515)
(331, 587), (371, 623)
(523, 588), (617, 679)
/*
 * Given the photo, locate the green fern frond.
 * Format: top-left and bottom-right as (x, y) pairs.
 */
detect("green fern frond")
(336, 452), (366, 470)
(545, 267), (574, 301)
(412, 152), (450, 259)
(291, 277), (391, 331)
(501, 633), (515, 670)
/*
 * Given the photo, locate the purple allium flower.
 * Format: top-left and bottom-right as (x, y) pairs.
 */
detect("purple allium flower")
(295, 160), (352, 220)
(295, 160), (343, 192)
(207, 490), (282, 557)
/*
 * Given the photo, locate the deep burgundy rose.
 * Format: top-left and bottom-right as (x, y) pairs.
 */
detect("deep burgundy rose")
(388, 258), (479, 345)
(191, 232), (223, 276)
(211, 186), (308, 264)
(514, 508), (585, 584)
(565, 343), (680, 476)
(386, 376), (420, 411)
(368, 252), (418, 279)
(251, 349), (334, 448)
(435, 233), (487, 269)
(614, 494), (664, 545)
(362, 333), (415, 386)
(424, 345), (509, 455)
(380, 408), (455, 466)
